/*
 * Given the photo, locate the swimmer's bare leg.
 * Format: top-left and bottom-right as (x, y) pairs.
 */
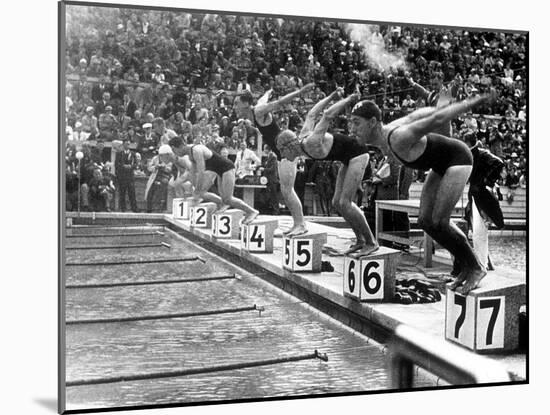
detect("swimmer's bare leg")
(196, 171), (222, 205)
(279, 158), (306, 235)
(419, 167), (486, 294)
(218, 170), (258, 224)
(336, 155), (379, 255)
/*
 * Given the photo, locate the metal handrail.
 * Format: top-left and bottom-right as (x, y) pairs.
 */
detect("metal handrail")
(388, 324), (511, 388)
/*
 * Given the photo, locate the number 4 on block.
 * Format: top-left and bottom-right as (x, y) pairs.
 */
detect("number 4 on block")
(241, 219), (278, 253)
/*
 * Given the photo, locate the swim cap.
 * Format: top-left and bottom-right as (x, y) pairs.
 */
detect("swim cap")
(275, 130), (298, 152)
(351, 100), (381, 121)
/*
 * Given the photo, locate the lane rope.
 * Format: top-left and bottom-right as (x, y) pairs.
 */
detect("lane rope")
(65, 256), (204, 266)
(66, 304), (263, 325)
(66, 350), (328, 387)
(66, 274), (237, 289)
(66, 242), (170, 250)
(67, 231), (164, 238)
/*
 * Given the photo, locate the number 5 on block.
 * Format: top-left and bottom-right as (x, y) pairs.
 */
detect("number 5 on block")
(282, 232), (326, 273)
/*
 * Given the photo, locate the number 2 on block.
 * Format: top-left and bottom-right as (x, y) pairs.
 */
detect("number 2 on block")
(195, 208), (206, 225)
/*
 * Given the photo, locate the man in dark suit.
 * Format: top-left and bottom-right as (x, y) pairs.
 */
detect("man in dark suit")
(115, 139), (138, 212)
(91, 78), (112, 103)
(115, 105), (132, 137)
(95, 91), (112, 117)
(122, 93), (137, 117)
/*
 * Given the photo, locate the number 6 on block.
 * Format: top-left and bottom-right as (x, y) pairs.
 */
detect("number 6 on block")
(343, 256), (360, 299)
(360, 260), (384, 300)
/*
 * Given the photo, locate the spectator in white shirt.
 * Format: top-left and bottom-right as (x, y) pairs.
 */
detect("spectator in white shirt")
(70, 121), (90, 141)
(235, 140), (261, 179)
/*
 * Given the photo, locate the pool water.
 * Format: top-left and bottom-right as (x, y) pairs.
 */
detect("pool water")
(489, 237), (526, 273)
(64, 226), (436, 411)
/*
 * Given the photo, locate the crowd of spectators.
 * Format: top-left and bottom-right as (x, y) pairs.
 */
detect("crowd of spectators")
(64, 6), (527, 213)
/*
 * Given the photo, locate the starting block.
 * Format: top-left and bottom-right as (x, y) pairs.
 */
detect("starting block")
(190, 202), (217, 228)
(343, 247), (401, 302)
(445, 276), (526, 353)
(212, 209), (244, 239)
(282, 232), (327, 272)
(172, 197), (198, 220)
(241, 218), (278, 253)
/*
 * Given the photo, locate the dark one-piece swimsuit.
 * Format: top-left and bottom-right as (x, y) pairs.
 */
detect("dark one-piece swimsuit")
(253, 110), (282, 160)
(301, 133), (369, 166)
(190, 145), (235, 176)
(386, 127), (472, 176)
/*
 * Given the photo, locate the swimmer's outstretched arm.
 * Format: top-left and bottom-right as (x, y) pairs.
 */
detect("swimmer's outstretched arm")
(309, 93), (360, 146)
(255, 83), (315, 117)
(402, 93), (493, 138)
(317, 92), (360, 130)
(306, 87), (344, 121)
(406, 75), (430, 100)
(300, 87), (344, 137)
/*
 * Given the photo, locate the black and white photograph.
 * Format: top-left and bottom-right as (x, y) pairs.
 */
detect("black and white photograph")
(56, 0), (532, 413)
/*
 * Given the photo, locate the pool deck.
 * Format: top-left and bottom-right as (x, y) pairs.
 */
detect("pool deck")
(66, 211), (527, 380)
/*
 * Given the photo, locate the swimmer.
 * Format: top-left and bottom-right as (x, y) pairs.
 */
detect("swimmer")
(276, 89), (378, 256)
(168, 136), (259, 224)
(348, 91), (497, 294)
(233, 83), (315, 236)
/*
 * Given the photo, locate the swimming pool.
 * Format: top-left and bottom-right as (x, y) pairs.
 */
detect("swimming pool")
(63, 223), (438, 411)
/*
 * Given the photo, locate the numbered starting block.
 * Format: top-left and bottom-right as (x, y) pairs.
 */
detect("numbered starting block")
(445, 277), (526, 353)
(343, 247), (400, 302)
(172, 198), (198, 220)
(189, 202), (217, 228)
(241, 219), (278, 253)
(282, 232), (327, 272)
(212, 209), (244, 239)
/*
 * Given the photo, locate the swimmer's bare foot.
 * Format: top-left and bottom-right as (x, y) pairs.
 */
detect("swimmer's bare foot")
(285, 224), (308, 237)
(242, 210), (259, 225)
(214, 204), (230, 215)
(450, 258), (462, 277)
(344, 242), (366, 256)
(448, 270), (468, 291)
(456, 267), (487, 295)
(355, 243), (380, 257)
